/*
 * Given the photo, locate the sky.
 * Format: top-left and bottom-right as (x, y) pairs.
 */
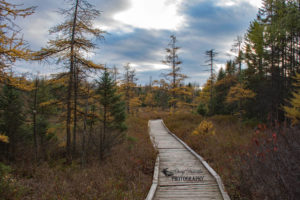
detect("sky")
(14, 0), (262, 86)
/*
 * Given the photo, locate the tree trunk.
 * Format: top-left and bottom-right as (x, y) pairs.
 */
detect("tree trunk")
(81, 85), (88, 167)
(33, 78), (39, 161)
(73, 63), (78, 155)
(66, 0), (79, 164)
(100, 81), (107, 160)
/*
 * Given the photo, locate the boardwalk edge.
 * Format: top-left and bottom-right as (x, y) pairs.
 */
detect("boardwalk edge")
(160, 120), (231, 200)
(145, 121), (160, 200)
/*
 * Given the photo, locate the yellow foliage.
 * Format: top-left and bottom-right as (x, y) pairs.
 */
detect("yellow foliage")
(192, 120), (215, 136)
(48, 75), (68, 86)
(170, 86), (192, 96)
(177, 101), (193, 109)
(59, 141), (66, 148)
(284, 73), (300, 124)
(4, 75), (34, 91)
(0, 134), (9, 143)
(46, 127), (56, 135)
(39, 99), (59, 107)
(168, 97), (177, 104)
(226, 83), (256, 104)
(144, 93), (155, 107)
(197, 79), (213, 105)
(130, 97), (142, 109)
(293, 73), (300, 87)
(0, 1), (35, 82)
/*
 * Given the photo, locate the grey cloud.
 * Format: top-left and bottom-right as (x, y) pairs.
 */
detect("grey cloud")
(13, 0), (259, 85)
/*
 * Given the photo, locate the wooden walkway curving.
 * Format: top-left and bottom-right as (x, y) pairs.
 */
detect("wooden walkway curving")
(146, 119), (230, 200)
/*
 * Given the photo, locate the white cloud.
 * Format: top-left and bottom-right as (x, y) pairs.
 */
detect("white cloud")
(132, 62), (169, 72)
(12, 0), (260, 85)
(216, 0), (262, 7)
(247, 0), (262, 7)
(113, 0), (184, 30)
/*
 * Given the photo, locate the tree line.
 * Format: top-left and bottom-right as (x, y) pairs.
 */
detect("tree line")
(198, 0), (300, 125)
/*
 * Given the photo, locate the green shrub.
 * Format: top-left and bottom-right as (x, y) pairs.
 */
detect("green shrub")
(0, 162), (12, 197)
(197, 103), (208, 116)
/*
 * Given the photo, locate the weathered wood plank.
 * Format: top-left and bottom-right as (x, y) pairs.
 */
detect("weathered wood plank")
(147, 119), (230, 200)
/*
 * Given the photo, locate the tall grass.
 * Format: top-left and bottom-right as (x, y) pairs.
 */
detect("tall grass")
(164, 112), (300, 200)
(164, 113), (253, 199)
(1, 114), (156, 200)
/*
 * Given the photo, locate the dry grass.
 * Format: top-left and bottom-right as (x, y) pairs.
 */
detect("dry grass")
(161, 111), (299, 200)
(3, 109), (298, 200)
(164, 113), (254, 200)
(2, 114), (156, 200)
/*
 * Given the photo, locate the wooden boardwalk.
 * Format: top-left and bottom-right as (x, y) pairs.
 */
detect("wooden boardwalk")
(146, 119), (230, 200)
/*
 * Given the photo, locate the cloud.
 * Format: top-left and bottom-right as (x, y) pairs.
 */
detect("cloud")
(216, 0), (262, 7)
(15, 0), (132, 49)
(113, 0), (184, 30)
(13, 0), (260, 86)
(171, 0), (258, 85)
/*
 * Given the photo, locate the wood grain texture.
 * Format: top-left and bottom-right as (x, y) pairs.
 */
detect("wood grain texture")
(148, 119), (230, 200)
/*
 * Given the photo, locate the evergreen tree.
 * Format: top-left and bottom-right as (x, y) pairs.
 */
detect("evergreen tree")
(198, 79), (214, 114)
(217, 67), (226, 81)
(214, 68), (237, 114)
(30, 77), (57, 160)
(0, 82), (25, 160)
(96, 69), (126, 160)
(242, 0), (300, 121)
(225, 60), (236, 76)
(197, 103), (208, 116)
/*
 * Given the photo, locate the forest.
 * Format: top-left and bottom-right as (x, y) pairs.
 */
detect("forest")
(0, 0), (300, 199)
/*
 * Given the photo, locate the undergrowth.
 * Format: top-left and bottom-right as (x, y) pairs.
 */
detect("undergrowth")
(164, 112), (300, 200)
(164, 113), (254, 199)
(1, 114), (156, 200)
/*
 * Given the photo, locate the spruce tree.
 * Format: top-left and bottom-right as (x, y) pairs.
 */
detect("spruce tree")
(217, 68), (226, 81)
(240, 0), (300, 121)
(0, 82), (25, 160)
(96, 68), (126, 160)
(30, 77), (57, 161)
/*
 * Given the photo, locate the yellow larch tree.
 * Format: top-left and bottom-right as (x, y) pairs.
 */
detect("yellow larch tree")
(226, 83), (256, 117)
(144, 92), (155, 109)
(34, 0), (105, 162)
(0, 1), (35, 86)
(284, 73), (300, 125)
